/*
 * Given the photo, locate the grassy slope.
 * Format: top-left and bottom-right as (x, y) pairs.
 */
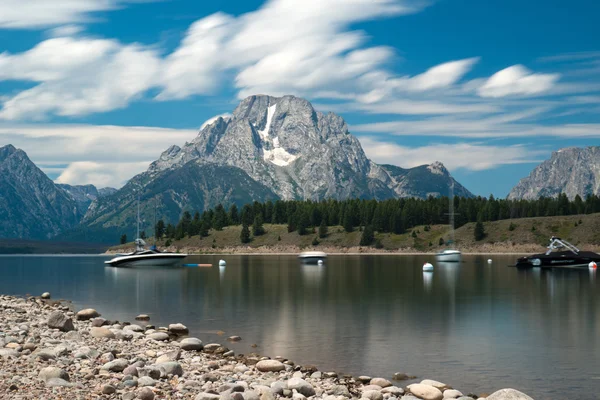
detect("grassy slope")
(109, 213), (600, 254)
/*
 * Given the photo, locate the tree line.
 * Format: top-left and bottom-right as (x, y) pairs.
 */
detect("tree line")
(120, 193), (600, 245)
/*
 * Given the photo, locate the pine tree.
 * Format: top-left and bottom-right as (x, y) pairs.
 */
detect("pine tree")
(253, 214), (265, 236)
(155, 219), (165, 239)
(140, 231), (146, 239)
(343, 209), (353, 233)
(474, 219), (486, 241)
(438, 237), (445, 246)
(312, 236), (319, 246)
(318, 218), (328, 238)
(120, 234), (127, 244)
(240, 223), (251, 244)
(213, 204), (228, 230)
(228, 204), (240, 225)
(360, 225), (375, 246)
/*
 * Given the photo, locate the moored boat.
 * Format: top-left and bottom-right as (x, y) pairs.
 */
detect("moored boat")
(515, 237), (600, 269)
(105, 239), (187, 267)
(298, 251), (327, 264)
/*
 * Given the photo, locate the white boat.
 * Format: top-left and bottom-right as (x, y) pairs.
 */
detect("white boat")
(105, 239), (187, 267)
(105, 197), (187, 267)
(298, 251), (327, 264)
(436, 180), (462, 263)
(435, 249), (461, 262)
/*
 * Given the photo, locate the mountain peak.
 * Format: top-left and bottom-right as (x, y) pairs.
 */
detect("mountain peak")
(0, 144), (18, 162)
(427, 161), (448, 175)
(508, 146), (600, 200)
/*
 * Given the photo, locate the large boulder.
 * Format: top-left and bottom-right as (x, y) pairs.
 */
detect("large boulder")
(47, 311), (74, 332)
(408, 384), (443, 400)
(256, 360), (285, 372)
(287, 378), (315, 397)
(39, 367), (69, 382)
(486, 389), (534, 400)
(370, 378), (392, 388)
(420, 380), (450, 391)
(76, 308), (100, 320)
(180, 337), (203, 351)
(148, 332), (169, 341)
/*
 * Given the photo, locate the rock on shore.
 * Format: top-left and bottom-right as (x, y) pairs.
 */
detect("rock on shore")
(0, 294), (535, 400)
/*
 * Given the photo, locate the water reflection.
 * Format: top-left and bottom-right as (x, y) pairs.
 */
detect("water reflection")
(0, 254), (598, 399)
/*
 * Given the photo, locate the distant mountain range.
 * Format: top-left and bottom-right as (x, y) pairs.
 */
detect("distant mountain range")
(20, 94), (600, 243)
(508, 147), (600, 200)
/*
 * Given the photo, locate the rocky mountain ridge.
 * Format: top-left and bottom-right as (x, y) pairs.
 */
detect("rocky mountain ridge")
(508, 146), (600, 200)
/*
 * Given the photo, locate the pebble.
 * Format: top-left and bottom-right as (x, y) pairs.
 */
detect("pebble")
(102, 384), (117, 394)
(41, 292), (51, 299)
(39, 366), (70, 382)
(407, 384), (443, 400)
(148, 332), (169, 341)
(138, 376), (157, 387)
(443, 389), (463, 399)
(136, 314), (151, 321)
(169, 323), (189, 335)
(420, 379), (451, 391)
(90, 327), (115, 339)
(256, 359), (286, 372)
(228, 335), (242, 342)
(47, 311), (75, 332)
(371, 378), (392, 388)
(287, 377), (316, 397)
(138, 387), (155, 400)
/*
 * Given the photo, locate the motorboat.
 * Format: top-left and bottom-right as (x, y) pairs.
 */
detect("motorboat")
(105, 196), (187, 267)
(435, 249), (462, 262)
(515, 237), (600, 269)
(298, 251), (327, 264)
(105, 239), (187, 267)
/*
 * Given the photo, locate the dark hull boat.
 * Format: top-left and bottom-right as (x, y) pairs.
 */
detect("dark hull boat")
(516, 237), (600, 269)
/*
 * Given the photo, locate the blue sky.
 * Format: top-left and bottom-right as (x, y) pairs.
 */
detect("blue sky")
(0, 0), (599, 196)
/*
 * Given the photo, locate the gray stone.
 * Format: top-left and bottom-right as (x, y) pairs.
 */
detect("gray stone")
(228, 335), (242, 342)
(370, 378), (392, 388)
(123, 393), (136, 400)
(39, 366), (69, 382)
(486, 389), (534, 400)
(362, 391), (383, 400)
(91, 317), (107, 327)
(124, 364), (142, 377)
(168, 323), (189, 335)
(138, 366), (162, 380)
(0, 349), (19, 358)
(158, 361), (184, 377)
(47, 311), (74, 332)
(125, 324), (145, 332)
(138, 376), (157, 387)
(74, 346), (99, 359)
(442, 390), (463, 399)
(180, 337), (204, 351)
(243, 390), (260, 400)
(115, 330), (134, 341)
(102, 384), (117, 394)
(76, 308), (100, 320)
(195, 393), (221, 400)
(331, 385), (351, 397)
(156, 349), (180, 363)
(407, 384), (443, 400)
(90, 327), (115, 339)
(287, 378), (315, 397)
(136, 314), (151, 321)
(382, 387), (404, 396)
(148, 332), (169, 341)
(46, 378), (74, 387)
(420, 380), (450, 391)
(271, 381), (287, 395)
(138, 387), (155, 400)
(256, 360), (285, 372)
(358, 376), (372, 384)
(203, 343), (221, 352)
(102, 358), (129, 372)
(124, 379), (138, 388)
(41, 292), (51, 299)
(64, 331), (82, 341)
(392, 373), (409, 381)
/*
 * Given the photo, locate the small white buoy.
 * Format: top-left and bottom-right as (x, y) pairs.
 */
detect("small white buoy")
(423, 262), (434, 272)
(317, 260), (323, 266)
(219, 259), (226, 266)
(589, 261), (597, 269)
(487, 259), (493, 264)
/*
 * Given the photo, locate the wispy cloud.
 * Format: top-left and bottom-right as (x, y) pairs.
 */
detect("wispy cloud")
(477, 65), (560, 98)
(359, 137), (547, 171)
(0, 0), (154, 29)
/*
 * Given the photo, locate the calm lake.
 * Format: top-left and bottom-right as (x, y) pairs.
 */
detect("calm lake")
(0, 254), (597, 399)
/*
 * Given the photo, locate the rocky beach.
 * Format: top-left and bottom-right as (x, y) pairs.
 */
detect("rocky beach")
(0, 293), (535, 400)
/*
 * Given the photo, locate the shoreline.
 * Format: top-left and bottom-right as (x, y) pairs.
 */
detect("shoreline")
(0, 293), (533, 400)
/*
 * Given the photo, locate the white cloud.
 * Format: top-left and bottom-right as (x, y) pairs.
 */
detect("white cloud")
(0, 0), (149, 29)
(478, 65), (560, 98)
(0, 124), (197, 187)
(48, 25), (84, 37)
(355, 99), (498, 115)
(158, 0), (426, 100)
(0, 37), (161, 120)
(393, 57), (480, 91)
(359, 137), (547, 171)
(55, 161), (150, 188)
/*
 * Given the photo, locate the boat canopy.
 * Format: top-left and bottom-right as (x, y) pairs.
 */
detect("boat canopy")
(546, 237), (580, 256)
